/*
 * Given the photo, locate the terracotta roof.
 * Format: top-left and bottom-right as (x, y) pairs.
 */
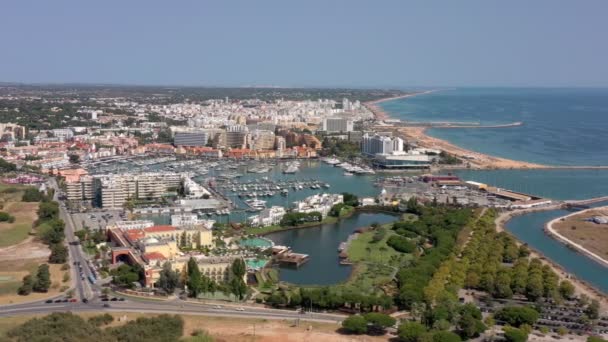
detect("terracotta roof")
(144, 225), (177, 233)
(143, 252), (166, 261)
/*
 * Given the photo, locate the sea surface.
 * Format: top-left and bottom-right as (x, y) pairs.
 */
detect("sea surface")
(382, 88), (608, 291)
(381, 88), (608, 166)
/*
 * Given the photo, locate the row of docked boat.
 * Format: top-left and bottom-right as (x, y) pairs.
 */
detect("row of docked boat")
(282, 161), (300, 174)
(321, 157), (375, 175)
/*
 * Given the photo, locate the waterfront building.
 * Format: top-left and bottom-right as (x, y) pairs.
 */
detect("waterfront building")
(372, 153), (432, 169)
(362, 133), (404, 156)
(183, 177), (210, 198)
(247, 129), (275, 150)
(248, 206), (286, 227)
(322, 117), (354, 132)
(173, 131), (209, 147)
(225, 131), (248, 148)
(98, 172), (182, 209)
(275, 136), (286, 151)
(292, 193), (343, 218)
(171, 214), (215, 229)
(114, 220), (155, 230)
(300, 134), (322, 149)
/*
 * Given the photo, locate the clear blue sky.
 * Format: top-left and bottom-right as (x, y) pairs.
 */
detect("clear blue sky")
(2, 0), (607, 88)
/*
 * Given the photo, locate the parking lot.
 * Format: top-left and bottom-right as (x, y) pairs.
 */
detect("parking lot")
(72, 210), (125, 231)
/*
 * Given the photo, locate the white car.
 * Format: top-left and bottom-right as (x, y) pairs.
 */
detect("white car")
(214, 305), (222, 309)
(235, 307), (245, 311)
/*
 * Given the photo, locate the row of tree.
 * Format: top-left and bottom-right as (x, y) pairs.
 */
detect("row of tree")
(19, 196), (68, 295)
(395, 206), (474, 309)
(6, 312), (186, 342)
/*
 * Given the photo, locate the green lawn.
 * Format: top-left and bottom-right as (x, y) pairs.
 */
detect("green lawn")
(401, 213), (418, 222)
(0, 201), (39, 248)
(342, 225), (414, 293)
(347, 229), (400, 264)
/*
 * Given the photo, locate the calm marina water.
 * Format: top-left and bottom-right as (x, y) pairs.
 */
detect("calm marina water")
(505, 201), (608, 293)
(266, 212), (397, 285)
(147, 88), (608, 287)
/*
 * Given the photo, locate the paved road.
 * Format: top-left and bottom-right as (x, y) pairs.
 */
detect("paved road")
(49, 178), (97, 301)
(0, 179), (345, 324)
(0, 296), (345, 323)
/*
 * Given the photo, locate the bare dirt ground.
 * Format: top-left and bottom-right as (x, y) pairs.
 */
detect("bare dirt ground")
(0, 260), (66, 305)
(552, 207), (608, 261)
(0, 312), (393, 342)
(0, 201), (40, 248)
(0, 237), (50, 261)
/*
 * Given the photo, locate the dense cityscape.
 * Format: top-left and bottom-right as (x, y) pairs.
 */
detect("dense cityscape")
(0, 83), (605, 342)
(2, 1), (608, 341)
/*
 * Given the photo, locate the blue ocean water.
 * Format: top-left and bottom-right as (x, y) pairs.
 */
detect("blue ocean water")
(381, 88), (608, 166)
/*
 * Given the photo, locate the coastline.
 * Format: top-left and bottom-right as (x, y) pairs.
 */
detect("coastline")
(370, 91), (608, 170)
(495, 209), (608, 310)
(545, 207), (608, 268)
(366, 90), (551, 169)
(364, 90), (435, 121)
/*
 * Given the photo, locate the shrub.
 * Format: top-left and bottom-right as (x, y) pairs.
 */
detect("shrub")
(398, 322), (427, 342)
(387, 235), (416, 253)
(341, 315), (367, 334)
(494, 306), (539, 327)
(0, 211), (14, 222)
(503, 327), (528, 342)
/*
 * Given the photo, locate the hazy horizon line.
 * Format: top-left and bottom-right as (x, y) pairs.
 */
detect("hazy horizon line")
(1, 80), (607, 91)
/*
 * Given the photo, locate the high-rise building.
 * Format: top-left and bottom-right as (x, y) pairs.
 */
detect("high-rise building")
(248, 130), (275, 150)
(97, 173), (182, 209)
(174, 131), (209, 147)
(362, 133), (404, 156)
(322, 117), (353, 132)
(225, 131), (247, 148)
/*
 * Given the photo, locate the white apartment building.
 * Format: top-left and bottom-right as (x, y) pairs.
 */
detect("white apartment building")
(171, 214), (215, 229)
(114, 220), (155, 230)
(98, 172), (182, 209)
(322, 117), (354, 133)
(248, 206), (286, 227)
(66, 175), (95, 202)
(51, 128), (74, 142)
(292, 193), (344, 218)
(183, 177), (210, 198)
(361, 133), (404, 156)
(247, 130), (275, 150)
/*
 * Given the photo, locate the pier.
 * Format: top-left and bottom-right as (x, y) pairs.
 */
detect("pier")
(270, 245), (310, 267)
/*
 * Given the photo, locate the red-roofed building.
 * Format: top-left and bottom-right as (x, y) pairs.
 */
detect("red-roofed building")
(142, 252), (167, 263)
(144, 225), (178, 233)
(145, 143), (175, 154)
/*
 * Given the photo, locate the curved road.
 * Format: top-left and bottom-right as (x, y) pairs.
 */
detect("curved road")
(0, 179), (344, 324)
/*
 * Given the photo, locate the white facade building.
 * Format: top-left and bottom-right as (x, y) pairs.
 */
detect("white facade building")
(171, 214), (215, 229)
(322, 117), (354, 132)
(361, 133), (404, 156)
(248, 206), (286, 227)
(292, 193), (343, 218)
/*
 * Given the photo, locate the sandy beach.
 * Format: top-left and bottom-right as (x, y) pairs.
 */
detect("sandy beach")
(365, 90), (549, 169)
(364, 90), (436, 121)
(367, 91), (608, 170)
